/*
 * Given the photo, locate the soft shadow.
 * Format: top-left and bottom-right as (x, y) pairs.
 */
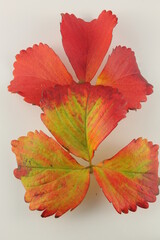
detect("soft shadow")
(73, 174), (113, 218)
(92, 139), (126, 165)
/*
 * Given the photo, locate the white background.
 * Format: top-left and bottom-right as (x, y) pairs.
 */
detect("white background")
(0, 0), (160, 239)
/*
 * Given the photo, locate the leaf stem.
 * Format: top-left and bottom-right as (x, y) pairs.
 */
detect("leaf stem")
(85, 164), (94, 174)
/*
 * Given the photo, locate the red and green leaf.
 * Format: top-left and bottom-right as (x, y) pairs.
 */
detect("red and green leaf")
(96, 46), (153, 110)
(40, 83), (126, 161)
(93, 138), (159, 213)
(61, 10), (117, 82)
(8, 43), (73, 106)
(12, 131), (90, 217)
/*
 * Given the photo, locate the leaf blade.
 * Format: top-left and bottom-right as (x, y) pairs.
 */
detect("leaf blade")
(41, 83), (127, 161)
(61, 10), (117, 82)
(93, 138), (159, 213)
(12, 131), (90, 217)
(96, 46), (153, 110)
(8, 43), (73, 106)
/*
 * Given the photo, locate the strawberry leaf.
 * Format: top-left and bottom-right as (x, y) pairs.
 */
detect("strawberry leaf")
(8, 43), (73, 106)
(96, 46), (153, 110)
(40, 83), (127, 162)
(93, 138), (159, 213)
(61, 10), (117, 82)
(12, 131), (90, 218)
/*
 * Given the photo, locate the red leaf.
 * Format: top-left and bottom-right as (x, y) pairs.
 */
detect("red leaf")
(11, 131), (90, 217)
(93, 138), (159, 213)
(96, 46), (153, 110)
(8, 43), (73, 106)
(61, 10), (117, 82)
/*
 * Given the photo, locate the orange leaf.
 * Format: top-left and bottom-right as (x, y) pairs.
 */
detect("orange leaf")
(40, 83), (126, 161)
(12, 131), (90, 217)
(96, 46), (153, 110)
(8, 43), (73, 106)
(61, 10), (117, 82)
(93, 138), (159, 213)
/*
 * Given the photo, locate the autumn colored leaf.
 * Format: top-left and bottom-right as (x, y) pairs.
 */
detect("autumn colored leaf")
(8, 43), (73, 106)
(93, 138), (159, 213)
(61, 10), (117, 82)
(96, 46), (153, 110)
(40, 83), (126, 162)
(9, 10), (159, 218)
(12, 131), (90, 217)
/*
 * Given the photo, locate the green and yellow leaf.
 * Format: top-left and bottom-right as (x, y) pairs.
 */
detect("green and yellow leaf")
(12, 131), (90, 218)
(40, 83), (126, 162)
